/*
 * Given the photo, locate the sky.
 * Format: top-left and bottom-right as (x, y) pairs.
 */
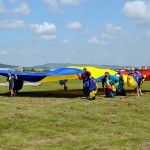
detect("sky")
(0, 0), (150, 67)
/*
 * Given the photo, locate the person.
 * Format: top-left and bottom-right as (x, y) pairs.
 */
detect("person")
(83, 75), (98, 100)
(104, 76), (115, 98)
(116, 70), (126, 96)
(102, 72), (110, 97)
(6, 72), (18, 97)
(78, 67), (91, 98)
(59, 79), (68, 90)
(134, 68), (144, 97)
(102, 72), (119, 98)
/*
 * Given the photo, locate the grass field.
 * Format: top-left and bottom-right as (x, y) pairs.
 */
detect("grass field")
(0, 76), (150, 150)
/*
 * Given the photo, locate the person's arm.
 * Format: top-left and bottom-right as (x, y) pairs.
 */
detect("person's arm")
(15, 74), (18, 80)
(78, 74), (83, 80)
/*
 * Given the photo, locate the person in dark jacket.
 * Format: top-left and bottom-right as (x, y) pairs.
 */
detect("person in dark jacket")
(84, 76), (97, 100)
(116, 70), (126, 96)
(6, 72), (18, 97)
(88, 77), (98, 100)
(102, 72), (110, 98)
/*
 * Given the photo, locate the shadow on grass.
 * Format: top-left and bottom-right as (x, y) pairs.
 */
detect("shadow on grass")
(1, 89), (84, 98)
(1, 88), (150, 98)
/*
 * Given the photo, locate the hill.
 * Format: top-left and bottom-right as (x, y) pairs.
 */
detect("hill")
(0, 62), (134, 71)
(0, 63), (18, 69)
(33, 63), (120, 70)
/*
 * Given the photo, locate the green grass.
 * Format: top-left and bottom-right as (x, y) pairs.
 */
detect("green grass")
(0, 76), (150, 150)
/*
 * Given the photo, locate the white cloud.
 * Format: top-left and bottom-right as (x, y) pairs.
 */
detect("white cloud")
(29, 22), (56, 34)
(11, 2), (30, 15)
(0, 1), (30, 15)
(60, 0), (82, 5)
(44, 0), (59, 7)
(88, 37), (108, 45)
(102, 24), (127, 39)
(40, 35), (56, 40)
(0, 50), (9, 56)
(43, 0), (89, 13)
(122, 0), (150, 25)
(0, 19), (25, 28)
(88, 24), (129, 45)
(43, 0), (63, 13)
(66, 21), (82, 30)
(88, 37), (99, 45)
(29, 22), (57, 41)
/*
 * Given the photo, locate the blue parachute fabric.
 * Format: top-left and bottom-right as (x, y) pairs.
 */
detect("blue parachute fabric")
(109, 75), (119, 83)
(96, 75), (119, 83)
(59, 80), (65, 85)
(0, 70), (46, 82)
(96, 75), (105, 82)
(0, 68), (83, 82)
(45, 68), (83, 76)
(0, 70), (10, 77)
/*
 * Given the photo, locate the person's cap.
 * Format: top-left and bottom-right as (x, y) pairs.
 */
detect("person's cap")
(135, 68), (138, 71)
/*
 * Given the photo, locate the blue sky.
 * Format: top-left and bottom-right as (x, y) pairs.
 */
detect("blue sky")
(0, 0), (150, 67)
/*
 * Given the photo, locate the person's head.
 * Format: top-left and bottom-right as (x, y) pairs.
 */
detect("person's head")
(8, 72), (11, 77)
(83, 67), (87, 73)
(117, 70), (122, 75)
(134, 68), (139, 73)
(105, 72), (109, 77)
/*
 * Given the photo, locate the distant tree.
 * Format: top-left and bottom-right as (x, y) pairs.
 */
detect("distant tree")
(23, 68), (28, 72)
(31, 68), (35, 72)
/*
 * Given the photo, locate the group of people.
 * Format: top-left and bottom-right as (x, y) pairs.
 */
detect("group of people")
(78, 68), (144, 99)
(101, 71), (126, 98)
(5, 68), (144, 98)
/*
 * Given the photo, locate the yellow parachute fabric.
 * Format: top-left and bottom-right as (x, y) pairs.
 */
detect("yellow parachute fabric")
(122, 75), (128, 84)
(68, 66), (117, 79)
(40, 66), (118, 83)
(127, 75), (138, 88)
(40, 74), (78, 82)
(89, 90), (97, 99)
